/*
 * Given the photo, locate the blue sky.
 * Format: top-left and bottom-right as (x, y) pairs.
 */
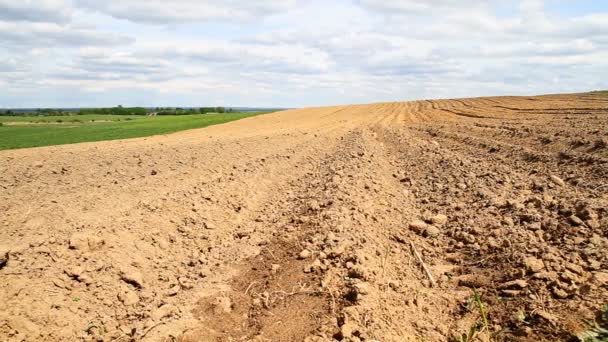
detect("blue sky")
(0, 0), (607, 108)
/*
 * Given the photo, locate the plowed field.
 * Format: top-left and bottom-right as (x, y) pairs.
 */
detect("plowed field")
(1, 93), (607, 341)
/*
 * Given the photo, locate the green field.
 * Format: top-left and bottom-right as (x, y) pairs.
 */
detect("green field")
(0, 113), (264, 150)
(0, 114), (143, 123)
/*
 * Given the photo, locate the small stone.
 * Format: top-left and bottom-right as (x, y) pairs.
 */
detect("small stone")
(592, 272), (608, 286)
(119, 290), (139, 306)
(69, 233), (89, 250)
(204, 222), (216, 230)
(340, 322), (358, 339)
(566, 263), (585, 275)
(549, 175), (565, 187)
(52, 278), (68, 289)
(150, 170), (158, 176)
(151, 304), (175, 321)
(457, 274), (492, 288)
(121, 269), (144, 288)
(501, 289), (522, 297)
(78, 274), (93, 285)
(533, 272), (558, 281)
(568, 215), (584, 226)
(409, 220), (427, 233)
(271, 264), (280, 274)
(353, 282), (371, 295)
(430, 214), (448, 227)
(523, 256), (545, 273)
(65, 266), (84, 278)
(552, 287), (569, 299)
(500, 279), (528, 289)
(178, 277), (193, 289)
(165, 284), (180, 296)
(298, 249), (312, 260)
(388, 280), (401, 291)
(424, 225), (441, 238)
(326, 232), (338, 242)
(0, 247), (9, 269)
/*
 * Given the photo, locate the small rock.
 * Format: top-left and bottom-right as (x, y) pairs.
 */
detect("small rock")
(119, 290), (139, 306)
(68, 233), (104, 251)
(65, 266), (84, 278)
(121, 269), (144, 288)
(523, 256), (545, 273)
(592, 272), (608, 286)
(568, 215), (584, 226)
(178, 277), (193, 289)
(409, 220), (427, 233)
(388, 280), (401, 291)
(430, 214), (448, 227)
(340, 322), (358, 339)
(566, 263), (585, 275)
(552, 287), (569, 299)
(150, 170), (158, 176)
(0, 247), (9, 269)
(151, 304), (175, 321)
(165, 284), (180, 296)
(271, 264), (280, 274)
(204, 222), (216, 230)
(500, 279), (528, 289)
(424, 225), (441, 238)
(457, 274), (492, 288)
(502, 289), (522, 297)
(78, 274), (93, 285)
(533, 272), (558, 281)
(298, 249), (312, 259)
(69, 233), (89, 250)
(549, 175), (565, 187)
(353, 282), (371, 295)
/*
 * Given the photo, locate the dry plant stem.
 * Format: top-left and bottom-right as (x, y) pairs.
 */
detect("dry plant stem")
(410, 241), (437, 288)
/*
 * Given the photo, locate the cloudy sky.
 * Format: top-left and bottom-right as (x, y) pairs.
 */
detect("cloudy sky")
(1, 0), (607, 108)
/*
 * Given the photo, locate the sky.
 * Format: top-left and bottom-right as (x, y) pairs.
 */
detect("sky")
(0, 0), (607, 108)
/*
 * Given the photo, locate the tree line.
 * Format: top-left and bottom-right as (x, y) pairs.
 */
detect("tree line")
(1, 106), (236, 116)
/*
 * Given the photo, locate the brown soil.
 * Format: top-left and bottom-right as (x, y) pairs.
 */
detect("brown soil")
(1, 93), (607, 342)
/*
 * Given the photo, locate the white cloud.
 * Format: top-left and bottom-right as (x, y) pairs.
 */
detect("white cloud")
(0, 0), (607, 107)
(0, 21), (133, 47)
(0, 0), (72, 23)
(74, 0), (298, 24)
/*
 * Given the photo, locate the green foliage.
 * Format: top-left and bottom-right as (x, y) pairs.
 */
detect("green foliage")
(0, 113), (262, 150)
(579, 305), (608, 342)
(0, 114), (141, 123)
(79, 106), (148, 116)
(453, 290), (490, 342)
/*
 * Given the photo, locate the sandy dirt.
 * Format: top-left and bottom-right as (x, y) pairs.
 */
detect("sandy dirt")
(1, 93), (607, 341)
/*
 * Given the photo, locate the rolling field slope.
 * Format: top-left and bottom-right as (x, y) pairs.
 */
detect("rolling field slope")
(0, 93), (607, 341)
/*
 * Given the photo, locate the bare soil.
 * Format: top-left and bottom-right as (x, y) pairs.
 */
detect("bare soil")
(1, 93), (607, 341)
